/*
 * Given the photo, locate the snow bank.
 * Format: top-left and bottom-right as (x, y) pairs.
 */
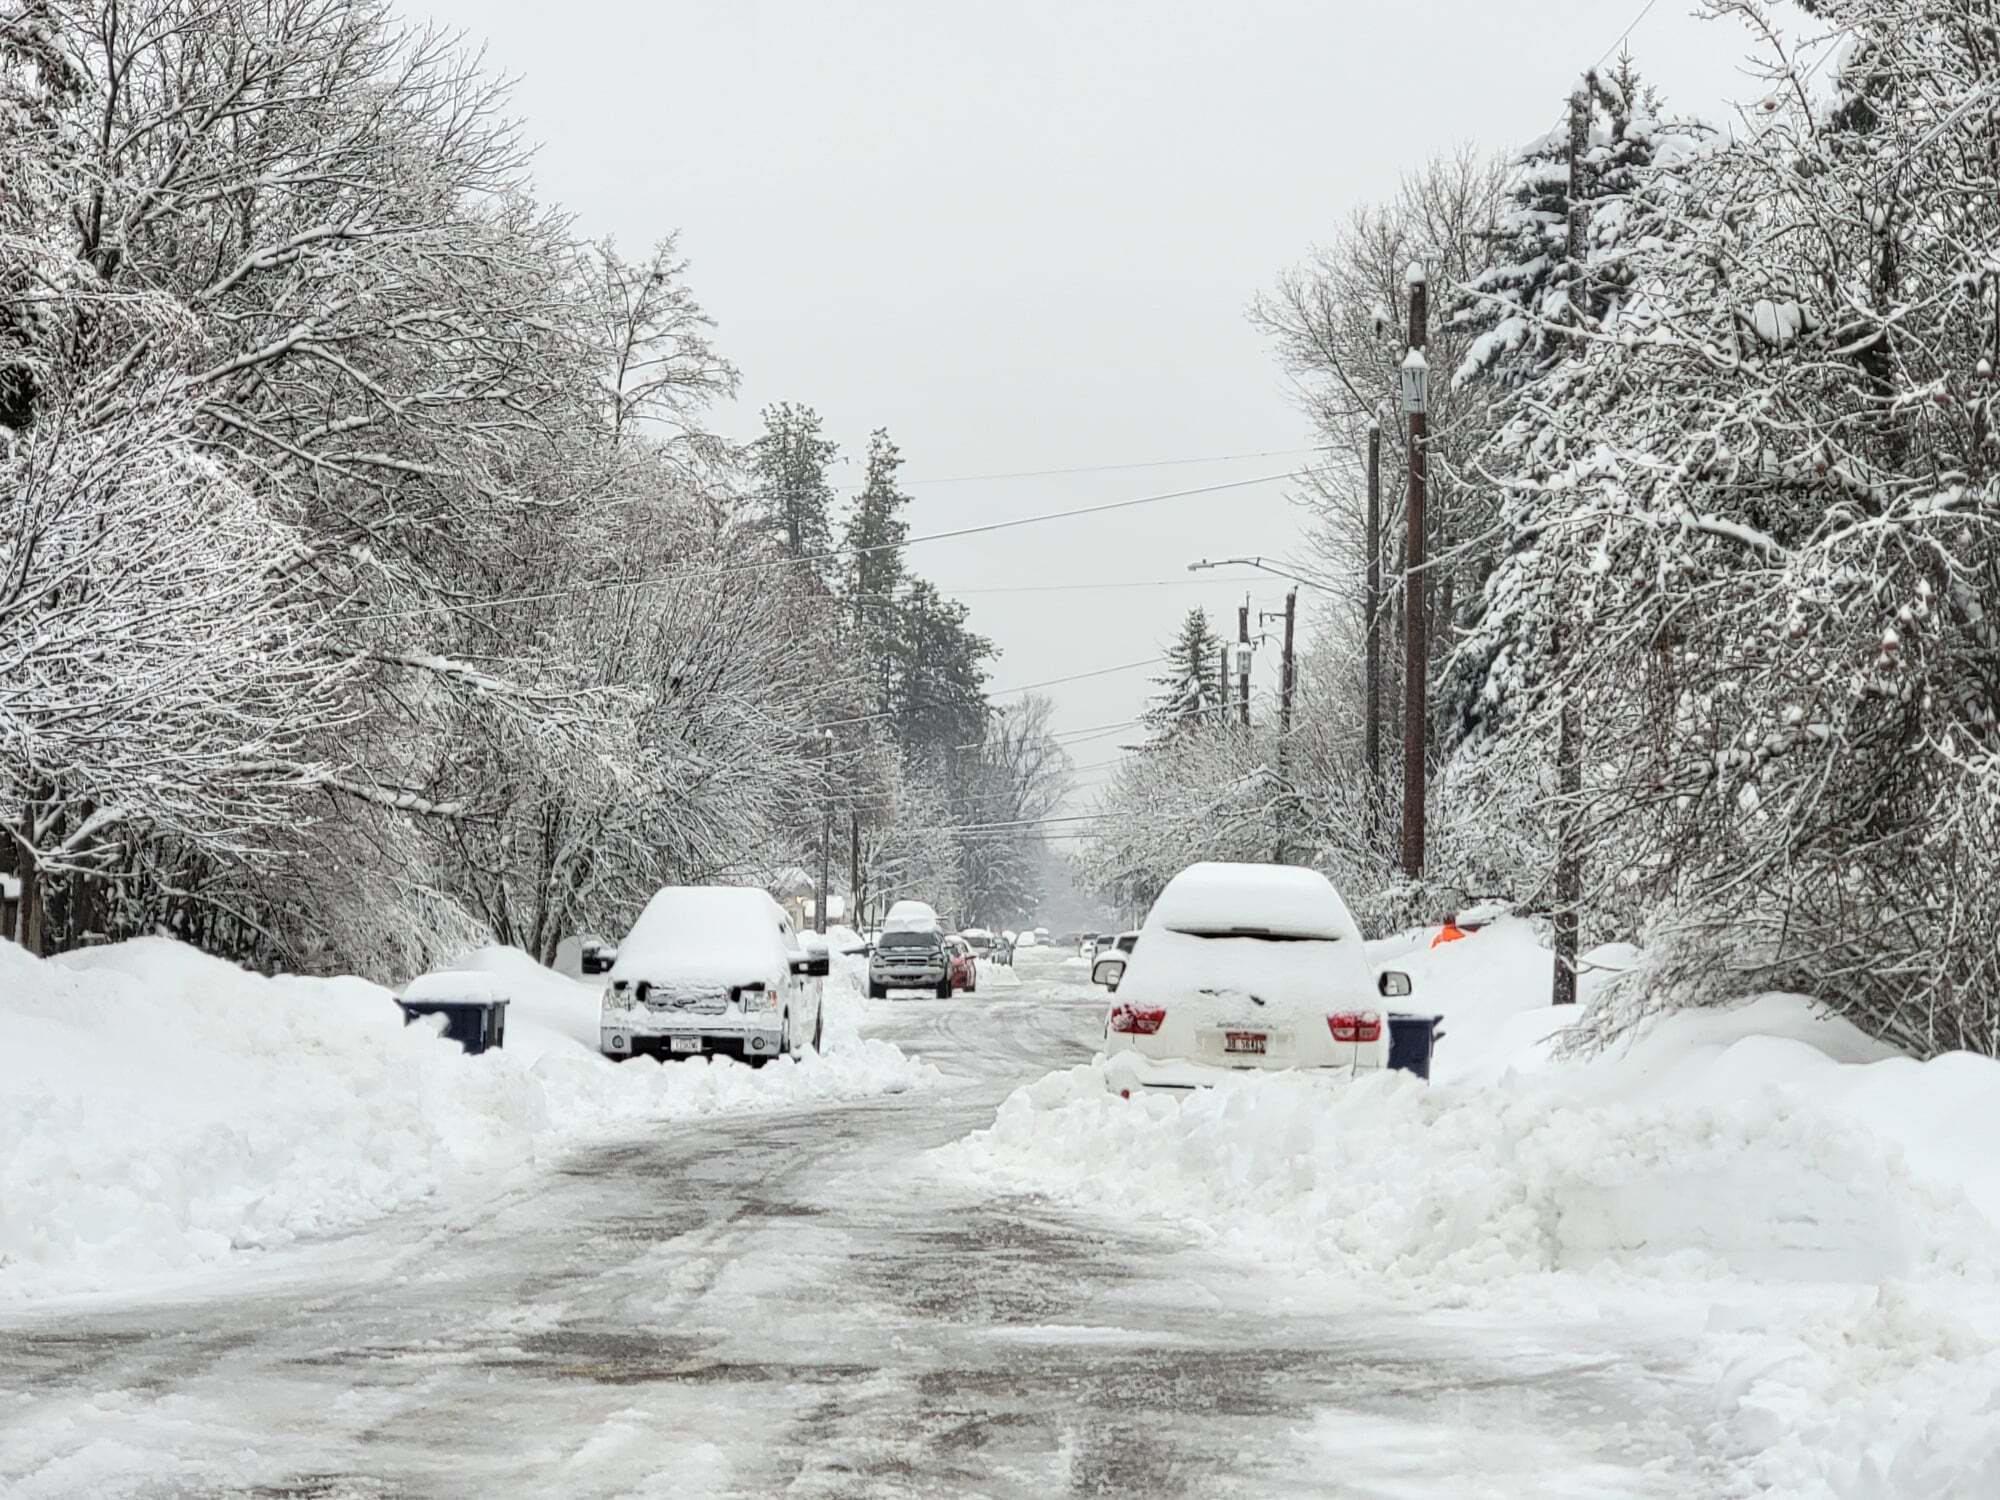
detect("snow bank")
(0, 936), (934, 1301)
(941, 916), (2000, 1496)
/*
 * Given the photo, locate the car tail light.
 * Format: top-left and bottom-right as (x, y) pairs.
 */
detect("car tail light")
(1328, 1010), (1383, 1044)
(1109, 1004), (1166, 1036)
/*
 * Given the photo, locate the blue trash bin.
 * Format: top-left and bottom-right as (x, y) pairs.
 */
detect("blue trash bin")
(397, 998), (507, 1053)
(1387, 1012), (1444, 1079)
(396, 976), (510, 1055)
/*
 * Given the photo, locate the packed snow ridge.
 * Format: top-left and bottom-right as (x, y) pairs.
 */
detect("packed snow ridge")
(0, 938), (936, 1301)
(940, 919), (2000, 1498)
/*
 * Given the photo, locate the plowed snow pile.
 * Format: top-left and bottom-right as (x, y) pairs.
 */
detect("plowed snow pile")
(941, 918), (2000, 1498)
(0, 937), (933, 1300)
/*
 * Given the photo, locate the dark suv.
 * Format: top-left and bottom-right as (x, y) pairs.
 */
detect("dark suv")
(869, 927), (951, 999)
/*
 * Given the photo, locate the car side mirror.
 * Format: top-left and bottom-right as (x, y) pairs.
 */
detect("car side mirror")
(581, 945), (617, 976)
(791, 954), (831, 978)
(1091, 956), (1126, 989)
(1378, 970), (1412, 999)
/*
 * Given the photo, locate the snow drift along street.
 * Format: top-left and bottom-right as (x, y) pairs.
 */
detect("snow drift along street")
(0, 938), (935, 1301)
(940, 919), (2000, 1498)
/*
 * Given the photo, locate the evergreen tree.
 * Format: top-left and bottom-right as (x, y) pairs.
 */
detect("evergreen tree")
(842, 428), (911, 692)
(1142, 608), (1227, 745)
(749, 402), (838, 574)
(1452, 56), (1668, 391)
(885, 578), (992, 757)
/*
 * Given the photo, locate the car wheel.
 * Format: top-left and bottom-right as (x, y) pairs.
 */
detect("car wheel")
(867, 981), (884, 999)
(936, 979), (951, 1000)
(967, 977), (977, 994)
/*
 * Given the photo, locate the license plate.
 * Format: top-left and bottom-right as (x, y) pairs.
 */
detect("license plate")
(1224, 1032), (1267, 1056)
(669, 1036), (704, 1054)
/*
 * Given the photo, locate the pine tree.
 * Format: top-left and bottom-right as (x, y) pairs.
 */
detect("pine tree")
(842, 428), (910, 691)
(1142, 608), (1226, 746)
(885, 579), (992, 757)
(749, 402), (838, 573)
(1452, 56), (1669, 391)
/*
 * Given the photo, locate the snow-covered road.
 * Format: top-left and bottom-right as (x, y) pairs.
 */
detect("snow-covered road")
(0, 965), (1752, 1497)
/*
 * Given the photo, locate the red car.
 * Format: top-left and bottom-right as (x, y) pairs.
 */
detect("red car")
(945, 935), (978, 995)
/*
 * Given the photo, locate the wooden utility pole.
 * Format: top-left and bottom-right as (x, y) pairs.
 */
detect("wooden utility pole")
(1400, 267), (1430, 881)
(1277, 590), (1297, 765)
(1365, 421), (1383, 799)
(1274, 589), (1298, 863)
(1237, 601), (1251, 730)
(817, 733), (833, 934)
(1552, 82), (1592, 1006)
(850, 811), (862, 935)
(1218, 644), (1231, 727)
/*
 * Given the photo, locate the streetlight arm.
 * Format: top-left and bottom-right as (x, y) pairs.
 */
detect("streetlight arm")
(1187, 556), (1333, 590)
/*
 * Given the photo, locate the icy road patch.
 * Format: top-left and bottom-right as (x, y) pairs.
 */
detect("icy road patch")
(0, 937), (937, 1302)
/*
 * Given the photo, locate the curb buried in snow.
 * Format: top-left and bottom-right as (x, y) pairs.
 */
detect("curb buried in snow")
(1, 938), (937, 1301)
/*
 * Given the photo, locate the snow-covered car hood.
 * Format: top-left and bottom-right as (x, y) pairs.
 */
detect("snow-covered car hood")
(610, 886), (794, 990)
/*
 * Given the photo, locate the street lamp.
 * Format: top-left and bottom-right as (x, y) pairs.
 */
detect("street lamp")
(1398, 348), (1430, 415)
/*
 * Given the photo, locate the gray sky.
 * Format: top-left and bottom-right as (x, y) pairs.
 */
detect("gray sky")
(413, 0), (1800, 786)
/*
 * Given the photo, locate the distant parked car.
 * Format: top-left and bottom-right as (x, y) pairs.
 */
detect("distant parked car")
(1091, 862), (1410, 1095)
(599, 886), (827, 1065)
(960, 928), (995, 959)
(870, 926), (952, 999)
(945, 935), (978, 994)
(1079, 931), (1119, 964)
(579, 936), (618, 976)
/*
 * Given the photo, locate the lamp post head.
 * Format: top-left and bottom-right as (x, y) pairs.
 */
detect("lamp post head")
(1399, 349), (1430, 415)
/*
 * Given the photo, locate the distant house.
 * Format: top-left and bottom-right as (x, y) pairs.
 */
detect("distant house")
(768, 867), (817, 932)
(767, 866), (846, 933)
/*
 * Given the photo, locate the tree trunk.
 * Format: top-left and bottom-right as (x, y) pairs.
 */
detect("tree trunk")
(19, 848), (45, 957)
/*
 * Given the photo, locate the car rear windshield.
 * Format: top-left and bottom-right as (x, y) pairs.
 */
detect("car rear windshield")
(879, 930), (942, 951)
(1163, 926), (1330, 942)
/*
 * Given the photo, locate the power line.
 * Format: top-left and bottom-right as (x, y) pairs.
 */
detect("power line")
(883, 576), (1273, 598)
(338, 471), (1299, 627)
(898, 447), (1325, 485)
(990, 657), (1162, 698)
(1592, 0), (1656, 72)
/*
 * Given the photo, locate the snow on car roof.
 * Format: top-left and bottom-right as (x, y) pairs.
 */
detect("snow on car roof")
(883, 899), (941, 932)
(612, 886), (795, 986)
(1145, 862), (1363, 944)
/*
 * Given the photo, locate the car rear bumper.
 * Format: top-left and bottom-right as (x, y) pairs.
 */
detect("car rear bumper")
(1102, 1051), (1386, 1094)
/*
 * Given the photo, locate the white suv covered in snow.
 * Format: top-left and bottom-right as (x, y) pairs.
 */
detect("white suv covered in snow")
(1093, 862), (1410, 1094)
(600, 886), (828, 1065)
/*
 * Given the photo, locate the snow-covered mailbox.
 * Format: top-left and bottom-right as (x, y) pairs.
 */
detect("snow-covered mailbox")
(396, 970), (510, 1055)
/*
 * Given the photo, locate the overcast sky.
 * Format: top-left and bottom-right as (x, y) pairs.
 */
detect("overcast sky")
(412, 0), (1801, 790)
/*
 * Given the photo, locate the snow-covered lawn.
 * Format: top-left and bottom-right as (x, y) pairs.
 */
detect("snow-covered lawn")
(940, 918), (2000, 1497)
(0, 937), (935, 1302)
